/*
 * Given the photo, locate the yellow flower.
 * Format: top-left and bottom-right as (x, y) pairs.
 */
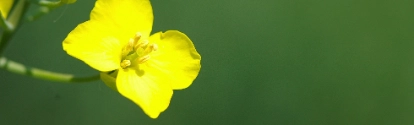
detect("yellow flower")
(62, 0), (201, 118)
(0, 0), (14, 18)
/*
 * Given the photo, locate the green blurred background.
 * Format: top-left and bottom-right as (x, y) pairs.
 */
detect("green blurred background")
(1, 0), (414, 124)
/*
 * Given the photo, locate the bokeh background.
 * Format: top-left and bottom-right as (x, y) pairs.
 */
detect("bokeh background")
(1, 0), (414, 124)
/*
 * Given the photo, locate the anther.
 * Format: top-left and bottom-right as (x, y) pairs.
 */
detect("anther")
(138, 55), (150, 64)
(132, 32), (142, 49)
(135, 32), (142, 40)
(141, 40), (149, 47)
(120, 60), (131, 68)
(128, 38), (134, 47)
(150, 44), (158, 51)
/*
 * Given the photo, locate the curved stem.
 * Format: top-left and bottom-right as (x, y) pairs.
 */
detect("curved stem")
(0, 56), (100, 83)
(0, 0), (30, 55)
(0, 0), (96, 83)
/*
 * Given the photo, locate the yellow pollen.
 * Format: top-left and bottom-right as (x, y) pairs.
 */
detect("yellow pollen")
(120, 59), (131, 68)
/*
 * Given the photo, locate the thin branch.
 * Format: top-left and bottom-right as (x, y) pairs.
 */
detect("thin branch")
(0, 56), (100, 83)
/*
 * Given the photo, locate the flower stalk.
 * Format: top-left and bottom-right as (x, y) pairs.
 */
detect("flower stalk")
(0, 56), (100, 82)
(0, 0), (29, 55)
(0, 0), (100, 83)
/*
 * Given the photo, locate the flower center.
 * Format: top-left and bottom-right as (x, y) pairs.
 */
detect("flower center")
(120, 32), (158, 69)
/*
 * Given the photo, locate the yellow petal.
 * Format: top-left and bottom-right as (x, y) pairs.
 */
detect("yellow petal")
(63, 0), (154, 71)
(148, 30), (201, 90)
(116, 68), (173, 119)
(63, 21), (123, 71)
(92, 0), (153, 38)
(0, 0), (14, 18)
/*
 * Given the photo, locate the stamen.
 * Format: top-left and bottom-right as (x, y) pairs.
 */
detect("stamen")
(133, 32), (142, 49)
(135, 32), (142, 41)
(121, 39), (135, 57)
(138, 55), (150, 64)
(121, 32), (157, 66)
(142, 43), (158, 54)
(120, 60), (131, 68)
(134, 40), (149, 50)
(151, 44), (158, 51)
(141, 40), (149, 48)
(128, 38), (135, 50)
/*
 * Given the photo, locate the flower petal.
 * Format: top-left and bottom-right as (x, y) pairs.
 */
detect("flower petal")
(148, 30), (201, 90)
(0, 0), (14, 18)
(116, 68), (173, 119)
(63, 21), (122, 71)
(92, 0), (153, 38)
(63, 0), (154, 71)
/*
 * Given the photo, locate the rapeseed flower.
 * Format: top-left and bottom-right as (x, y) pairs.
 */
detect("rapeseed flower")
(63, 0), (201, 118)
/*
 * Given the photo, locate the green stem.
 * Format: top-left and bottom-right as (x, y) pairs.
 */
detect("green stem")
(8, 0), (26, 31)
(0, 13), (12, 32)
(0, 0), (95, 83)
(0, 56), (100, 82)
(0, 0), (29, 55)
